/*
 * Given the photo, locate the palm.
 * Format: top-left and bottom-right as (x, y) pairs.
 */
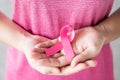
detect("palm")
(23, 35), (61, 74)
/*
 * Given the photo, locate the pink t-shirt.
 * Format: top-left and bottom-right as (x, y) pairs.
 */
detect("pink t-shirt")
(6, 0), (114, 80)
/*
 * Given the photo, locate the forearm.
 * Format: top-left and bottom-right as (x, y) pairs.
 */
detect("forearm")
(95, 8), (120, 44)
(0, 12), (32, 51)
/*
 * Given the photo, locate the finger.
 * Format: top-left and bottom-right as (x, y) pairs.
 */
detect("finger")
(71, 49), (93, 67)
(60, 59), (96, 75)
(34, 45), (63, 58)
(51, 52), (63, 58)
(33, 47), (46, 53)
(35, 38), (59, 48)
(36, 56), (70, 67)
(34, 48), (63, 58)
(31, 48), (47, 60)
(72, 42), (84, 55)
(36, 66), (60, 75)
(31, 35), (50, 44)
(60, 62), (90, 75)
(30, 52), (47, 60)
(51, 49), (64, 58)
(85, 59), (97, 67)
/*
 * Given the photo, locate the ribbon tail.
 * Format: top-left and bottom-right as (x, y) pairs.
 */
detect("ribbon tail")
(45, 42), (63, 57)
(61, 36), (75, 61)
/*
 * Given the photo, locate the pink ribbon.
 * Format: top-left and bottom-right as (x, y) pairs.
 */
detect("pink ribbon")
(45, 25), (75, 61)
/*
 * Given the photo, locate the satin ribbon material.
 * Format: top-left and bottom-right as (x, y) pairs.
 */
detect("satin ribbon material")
(45, 25), (75, 61)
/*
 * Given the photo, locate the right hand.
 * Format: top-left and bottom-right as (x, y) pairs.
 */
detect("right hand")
(22, 35), (61, 74)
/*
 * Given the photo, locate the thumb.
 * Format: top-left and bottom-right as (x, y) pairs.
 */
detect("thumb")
(35, 38), (59, 48)
(71, 48), (94, 67)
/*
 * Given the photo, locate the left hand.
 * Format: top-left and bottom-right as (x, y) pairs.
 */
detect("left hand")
(71, 26), (106, 67)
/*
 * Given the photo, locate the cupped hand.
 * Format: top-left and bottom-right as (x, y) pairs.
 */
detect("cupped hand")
(22, 35), (61, 74)
(71, 26), (106, 67)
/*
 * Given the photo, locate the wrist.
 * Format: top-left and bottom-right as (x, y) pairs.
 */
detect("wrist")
(15, 31), (34, 53)
(94, 24), (109, 44)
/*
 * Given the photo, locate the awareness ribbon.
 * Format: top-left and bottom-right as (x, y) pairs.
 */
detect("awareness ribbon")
(45, 25), (75, 61)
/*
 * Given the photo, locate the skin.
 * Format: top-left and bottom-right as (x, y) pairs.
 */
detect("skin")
(0, 7), (120, 75)
(0, 12), (95, 75)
